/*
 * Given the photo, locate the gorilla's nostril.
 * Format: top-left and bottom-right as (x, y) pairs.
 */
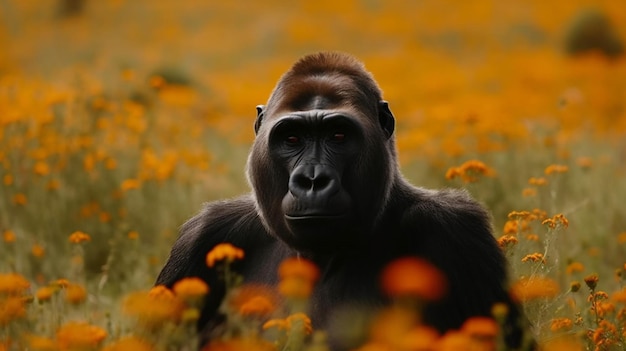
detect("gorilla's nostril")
(313, 176), (330, 191)
(296, 176), (313, 190)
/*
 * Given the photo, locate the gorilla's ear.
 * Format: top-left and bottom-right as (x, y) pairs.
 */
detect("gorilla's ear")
(254, 105), (265, 134)
(378, 101), (395, 139)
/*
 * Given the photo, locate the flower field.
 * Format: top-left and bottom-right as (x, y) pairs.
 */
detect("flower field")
(1, 0), (626, 350)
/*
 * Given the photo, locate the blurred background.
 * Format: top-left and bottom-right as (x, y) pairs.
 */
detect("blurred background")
(1, 0), (625, 300)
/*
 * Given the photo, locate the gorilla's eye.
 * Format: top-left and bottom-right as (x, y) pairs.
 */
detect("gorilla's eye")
(332, 133), (346, 142)
(286, 136), (300, 145)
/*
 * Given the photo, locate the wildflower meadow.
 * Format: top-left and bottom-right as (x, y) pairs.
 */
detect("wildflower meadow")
(1, 1), (626, 350)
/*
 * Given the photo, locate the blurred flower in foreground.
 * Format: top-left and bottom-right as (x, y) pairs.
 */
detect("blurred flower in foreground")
(201, 337), (276, 351)
(380, 257), (447, 301)
(206, 243), (244, 267)
(56, 321), (107, 350)
(123, 288), (184, 329)
(510, 277), (560, 302)
(277, 257), (320, 299)
(228, 284), (277, 318)
(25, 335), (56, 351)
(101, 336), (155, 351)
(173, 277), (209, 305)
(0, 273), (30, 295)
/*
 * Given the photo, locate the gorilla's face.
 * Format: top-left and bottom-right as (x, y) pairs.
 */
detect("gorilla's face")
(268, 110), (363, 247)
(247, 58), (395, 254)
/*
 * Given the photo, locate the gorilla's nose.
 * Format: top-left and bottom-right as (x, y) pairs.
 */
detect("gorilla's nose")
(289, 164), (340, 198)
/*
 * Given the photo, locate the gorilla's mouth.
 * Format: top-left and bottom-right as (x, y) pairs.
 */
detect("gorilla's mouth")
(285, 213), (348, 221)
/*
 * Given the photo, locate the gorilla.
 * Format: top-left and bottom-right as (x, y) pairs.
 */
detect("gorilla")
(156, 52), (525, 348)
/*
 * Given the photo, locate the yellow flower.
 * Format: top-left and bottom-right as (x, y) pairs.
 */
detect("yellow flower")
(68, 231), (91, 244)
(65, 284), (87, 305)
(206, 243), (244, 267)
(102, 336), (155, 351)
(56, 322), (107, 350)
(2, 230), (16, 243)
(172, 277), (209, 302)
(380, 257), (447, 301)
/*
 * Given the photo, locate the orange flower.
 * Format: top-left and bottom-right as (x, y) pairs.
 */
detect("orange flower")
(65, 284), (87, 304)
(262, 318), (289, 331)
(540, 336), (584, 351)
(25, 335), (56, 351)
(0, 296), (27, 326)
(497, 235), (518, 250)
(127, 231), (139, 240)
(445, 160), (496, 183)
(528, 177), (548, 186)
(584, 274), (599, 290)
(436, 331), (480, 351)
(0, 273), (30, 295)
(33, 161), (50, 176)
(380, 257), (447, 301)
(56, 322), (107, 350)
(521, 187), (537, 197)
(200, 337), (275, 351)
(12, 193), (27, 206)
(68, 231), (91, 244)
(544, 164), (569, 175)
(102, 336), (155, 351)
(542, 213), (569, 229)
(278, 277), (314, 299)
(502, 220), (518, 235)
(149, 285), (175, 299)
(36, 286), (57, 302)
(510, 277), (559, 302)
(172, 277), (209, 302)
(566, 262), (584, 275)
(120, 179), (141, 191)
(31, 244), (45, 258)
(286, 313), (313, 335)
(2, 230), (16, 243)
(461, 316), (499, 338)
(611, 287), (626, 303)
(206, 243), (244, 267)
(278, 257), (320, 283)
(400, 326), (440, 350)
(228, 284), (277, 317)
(549, 318), (573, 332)
(521, 253), (545, 263)
(576, 157), (592, 169)
(123, 290), (184, 328)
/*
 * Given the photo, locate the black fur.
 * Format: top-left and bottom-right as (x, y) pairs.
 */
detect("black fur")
(156, 52), (525, 349)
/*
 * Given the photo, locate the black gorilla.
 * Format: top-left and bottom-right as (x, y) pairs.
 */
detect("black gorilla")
(156, 52), (525, 348)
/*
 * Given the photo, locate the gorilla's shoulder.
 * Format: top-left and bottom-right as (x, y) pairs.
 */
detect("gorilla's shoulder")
(180, 194), (267, 245)
(400, 186), (493, 237)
